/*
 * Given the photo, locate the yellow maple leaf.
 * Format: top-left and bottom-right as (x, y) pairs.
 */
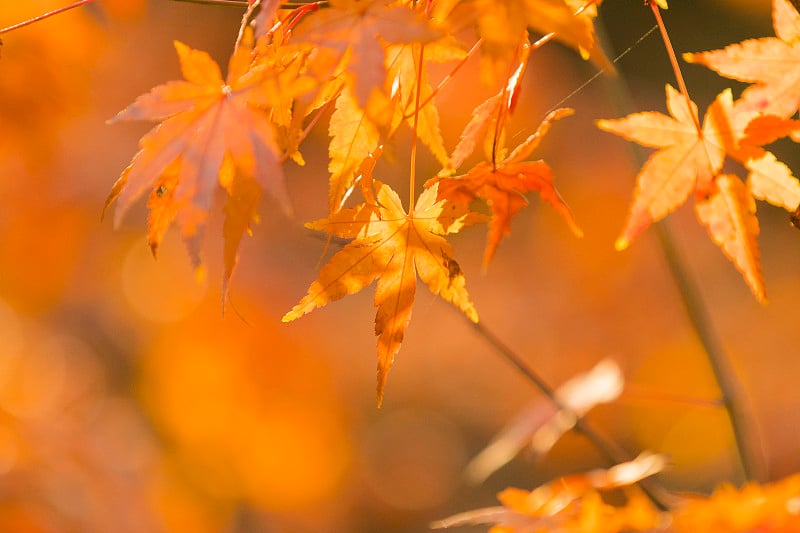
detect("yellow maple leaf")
(283, 181), (480, 405)
(437, 0), (610, 80)
(434, 452), (666, 532)
(695, 174), (763, 303)
(291, 0), (440, 108)
(327, 87), (381, 212)
(599, 85), (800, 302)
(385, 38), (466, 169)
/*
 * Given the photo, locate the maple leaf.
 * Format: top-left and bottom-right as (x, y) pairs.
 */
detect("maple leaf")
(282, 181), (480, 406)
(597, 85), (727, 251)
(437, 0), (610, 80)
(672, 473), (800, 533)
(385, 38), (466, 170)
(105, 39), (313, 290)
(433, 452), (666, 532)
(327, 87), (381, 212)
(695, 175), (763, 302)
(599, 85), (800, 301)
(290, 0), (440, 109)
(683, 0), (800, 117)
(445, 40), (532, 172)
(429, 108), (582, 269)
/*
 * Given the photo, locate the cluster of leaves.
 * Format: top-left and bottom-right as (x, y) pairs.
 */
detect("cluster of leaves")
(435, 360), (800, 533)
(600, 0), (800, 303)
(104, 0), (597, 403)
(436, 456), (800, 533)
(5, 0), (800, 531)
(101, 0), (800, 399)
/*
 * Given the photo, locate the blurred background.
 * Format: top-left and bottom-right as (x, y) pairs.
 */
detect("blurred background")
(0, 0), (798, 531)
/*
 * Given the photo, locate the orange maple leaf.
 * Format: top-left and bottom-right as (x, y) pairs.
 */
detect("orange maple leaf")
(672, 473), (800, 533)
(435, 0), (610, 80)
(598, 85), (800, 302)
(433, 452), (665, 532)
(282, 181), (479, 405)
(105, 39), (313, 290)
(291, 0), (440, 109)
(597, 85), (727, 251)
(445, 40), (532, 172)
(684, 0), (800, 118)
(429, 108), (582, 269)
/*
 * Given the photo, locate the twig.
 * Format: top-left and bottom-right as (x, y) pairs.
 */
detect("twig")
(0, 0), (95, 35)
(653, 223), (766, 482)
(170, 0), (329, 7)
(597, 5), (767, 482)
(468, 320), (670, 510)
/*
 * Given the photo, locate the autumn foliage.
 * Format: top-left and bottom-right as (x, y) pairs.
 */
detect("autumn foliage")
(3, 0), (800, 531)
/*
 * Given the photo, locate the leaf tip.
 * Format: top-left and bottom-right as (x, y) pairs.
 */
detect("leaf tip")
(614, 236), (630, 251)
(595, 119), (611, 131)
(376, 381), (385, 409)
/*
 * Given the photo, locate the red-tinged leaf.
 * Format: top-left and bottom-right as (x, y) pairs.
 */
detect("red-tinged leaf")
(504, 40), (531, 114)
(683, 0), (800, 117)
(107, 39), (314, 290)
(597, 85), (726, 250)
(283, 182), (478, 406)
(742, 114), (800, 148)
(696, 174), (764, 302)
(445, 43), (534, 174)
(430, 108), (580, 269)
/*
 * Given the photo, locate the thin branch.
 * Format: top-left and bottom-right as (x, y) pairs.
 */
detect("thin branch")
(401, 38), (483, 121)
(171, 0), (250, 6)
(468, 320), (670, 510)
(0, 0), (95, 35)
(653, 222), (766, 482)
(408, 44), (425, 212)
(170, 0), (329, 7)
(597, 9), (767, 483)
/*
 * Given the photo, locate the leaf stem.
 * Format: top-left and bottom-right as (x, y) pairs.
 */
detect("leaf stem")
(598, 10), (767, 482)
(468, 320), (670, 510)
(0, 0), (95, 35)
(648, 1), (702, 136)
(409, 44), (425, 212)
(401, 38), (483, 121)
